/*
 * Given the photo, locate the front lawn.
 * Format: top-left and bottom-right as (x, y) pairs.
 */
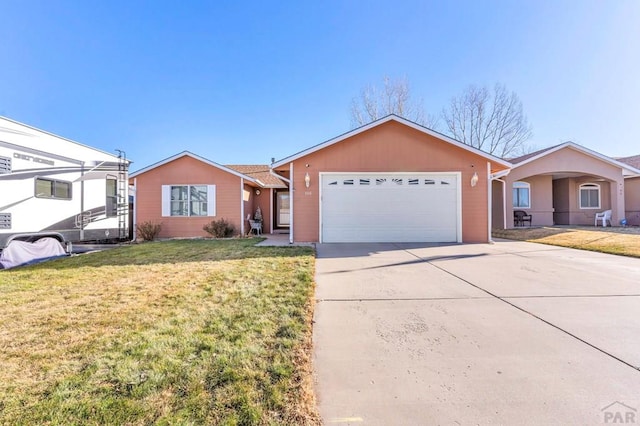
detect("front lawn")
(493, 226), (640, 258)
(0, 239), (319, 425)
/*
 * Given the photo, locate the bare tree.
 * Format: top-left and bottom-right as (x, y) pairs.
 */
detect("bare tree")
(350, 76), (437, 128)
(442, 84), (532, 158)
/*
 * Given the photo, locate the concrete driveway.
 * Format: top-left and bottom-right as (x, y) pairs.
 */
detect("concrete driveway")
(313, 241), (640, 425)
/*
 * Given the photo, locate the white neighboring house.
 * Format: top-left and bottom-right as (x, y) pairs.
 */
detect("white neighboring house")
(0, 116), (130, 250)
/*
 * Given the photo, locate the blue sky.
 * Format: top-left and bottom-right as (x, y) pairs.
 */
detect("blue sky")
(2, 1), (638, 172)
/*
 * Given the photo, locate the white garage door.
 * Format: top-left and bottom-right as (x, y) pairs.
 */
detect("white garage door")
(321, 173), (460, 243)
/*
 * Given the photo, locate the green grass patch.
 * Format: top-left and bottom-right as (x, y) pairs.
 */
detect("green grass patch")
(0, 239), (320, 425)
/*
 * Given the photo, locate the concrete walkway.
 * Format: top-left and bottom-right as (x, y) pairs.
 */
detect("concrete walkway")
(313, 241), (640, 425)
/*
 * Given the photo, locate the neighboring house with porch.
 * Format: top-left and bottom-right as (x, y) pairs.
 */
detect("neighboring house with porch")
(492, 143), (640, 229)
(617, 155), (640, 226)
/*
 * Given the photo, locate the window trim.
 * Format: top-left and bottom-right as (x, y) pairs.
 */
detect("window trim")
(579, 183), (601, 209)
(34, 177), (72, 200)
(512, 181), (531, 209)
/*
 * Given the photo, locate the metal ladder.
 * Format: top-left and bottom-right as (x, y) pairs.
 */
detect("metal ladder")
(116, 150), (128, 240)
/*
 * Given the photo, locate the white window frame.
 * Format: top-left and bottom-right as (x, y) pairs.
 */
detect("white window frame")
(161, 184), (216, 217)
(579, 183), (601, 209)
(512, 181), (531, 209)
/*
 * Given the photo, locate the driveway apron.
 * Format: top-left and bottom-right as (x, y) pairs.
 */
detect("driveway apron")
(313, 241), (640, 425)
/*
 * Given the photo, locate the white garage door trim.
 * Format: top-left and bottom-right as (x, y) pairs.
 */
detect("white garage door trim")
(319, 172), (462, 243)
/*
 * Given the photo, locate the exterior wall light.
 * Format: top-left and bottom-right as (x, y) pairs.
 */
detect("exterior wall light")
(304, 172), (311, 188)
(470, 172), (479, 187)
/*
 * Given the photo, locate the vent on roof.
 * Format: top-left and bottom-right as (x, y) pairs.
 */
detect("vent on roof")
(0, 213), (10, 229)
(0, 156), (10, 174)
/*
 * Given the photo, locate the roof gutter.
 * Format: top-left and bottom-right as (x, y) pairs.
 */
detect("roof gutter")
(270, 168), (291, 184)
(490, 169), (511, 180)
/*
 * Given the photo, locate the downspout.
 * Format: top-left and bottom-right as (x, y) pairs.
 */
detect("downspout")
(240, 178), (245, 235)
(289, 162), (294, 244)
(80, 161), (85, 241)
(487, 162), (492, 243)
(497, 179), (507, 230)
(269, 188), (273, 234)
(132, 178), (137, 241)
(490, 168), (511, 232)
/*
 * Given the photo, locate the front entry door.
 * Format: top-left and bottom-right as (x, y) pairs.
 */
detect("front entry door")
(276, 192), (290, 227)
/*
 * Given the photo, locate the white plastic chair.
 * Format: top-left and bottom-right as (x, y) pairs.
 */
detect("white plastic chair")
(594, 210), (612, 227)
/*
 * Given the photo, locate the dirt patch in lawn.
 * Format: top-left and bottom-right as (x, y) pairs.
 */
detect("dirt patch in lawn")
(493, 226), (640, 258)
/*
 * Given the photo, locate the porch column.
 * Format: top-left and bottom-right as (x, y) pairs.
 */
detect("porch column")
(504, 176), (514, 228)
(610, 177), (625, 225)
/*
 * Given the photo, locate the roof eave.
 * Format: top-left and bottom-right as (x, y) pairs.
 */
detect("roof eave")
(271, 115), (512, 169)
(512, 142), (640, 175)
(129, 151), (259, 183)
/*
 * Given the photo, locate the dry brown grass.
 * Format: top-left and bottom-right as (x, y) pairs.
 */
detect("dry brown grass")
(493, 226), (640, 258)
(0, 239), (321, 425)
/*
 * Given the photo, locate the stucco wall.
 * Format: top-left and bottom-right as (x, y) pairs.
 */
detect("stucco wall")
(133, 156), (245, 238)
(491, 180), (504, 229)
(277, 120), (507, 243)
(624, 177), (640, 226)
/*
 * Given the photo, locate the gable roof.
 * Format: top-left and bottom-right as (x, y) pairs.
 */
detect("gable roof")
(129, 151), (259, 183)
(271, 114), (512, 169)
(226, 165), (287, 188)
(507, 144), (563, 164)
(508, 142), (640, 177)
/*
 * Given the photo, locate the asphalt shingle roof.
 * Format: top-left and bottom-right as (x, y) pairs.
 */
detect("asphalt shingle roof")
(616, 155), (640, 169)
(226, 165), (287, 188)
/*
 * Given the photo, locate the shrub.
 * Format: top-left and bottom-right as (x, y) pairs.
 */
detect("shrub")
(136, 221), (162, 241)
(203, 218), (236, 238)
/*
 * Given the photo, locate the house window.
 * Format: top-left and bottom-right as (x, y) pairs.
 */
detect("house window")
(162, 185), (215, 217)
(35, 177), (72, 200)
(512, 181), (530, 208)
(170, 185), (207, 216)
(106, 178), (118, 217)
(579, 183), (600, 209)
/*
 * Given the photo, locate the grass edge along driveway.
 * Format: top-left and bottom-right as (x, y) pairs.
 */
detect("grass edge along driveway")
(0, 239), (320, 425)
(493, 226), (640, 258)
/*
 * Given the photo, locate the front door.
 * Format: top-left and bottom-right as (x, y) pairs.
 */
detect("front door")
(276, 192), (290, 227)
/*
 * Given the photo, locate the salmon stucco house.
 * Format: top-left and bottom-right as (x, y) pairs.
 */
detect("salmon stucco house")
(130, 115), (511, 243)
(129, 152), (287, 239)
